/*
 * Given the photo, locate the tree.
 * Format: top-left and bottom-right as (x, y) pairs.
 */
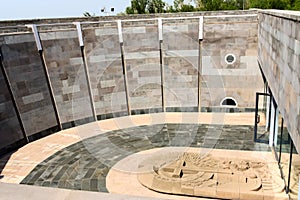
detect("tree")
(199, 0), (223, 11)
(148, 0), (166, 13)
(221, 0), (239, 10)
(248, 0), (291, 9)
(126, 6), (135, 14)
(180, 4), (195, 11)
(166, 5), (177, 12)
(174, 0), (185, 10)
(249, 0), (267, 8)
(292, 0), (300, 10)
(126, 0), (148, 14)
(125, 0), (299, 14)
(172, 0), (195, 12)
(236, 0), (250, 10)
(268, 0), (290, 9)
(126, 0), (166, 14)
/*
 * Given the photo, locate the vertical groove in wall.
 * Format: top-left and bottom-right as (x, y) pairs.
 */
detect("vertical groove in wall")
(0, 50), (29, 143)
(158, 18), (165, 112)
(159, 40), (165, 112)
(118, 20), (131, 115)
(39, 50), (62, 130)
(198, 40), (203, 112)
(120, 43), (131, 116)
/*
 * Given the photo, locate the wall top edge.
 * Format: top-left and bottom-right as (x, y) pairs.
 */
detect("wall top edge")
(0, 10), (257, 26)
(259, 9), (300, 22)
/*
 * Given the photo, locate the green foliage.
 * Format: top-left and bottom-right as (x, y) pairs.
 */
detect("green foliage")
(125, 0), (196, 14)
(221, 0), (239, 10)
(180, 4), (196, 12)
(126, 0), (166, 14)
(268, 0), (290, 9)
(196, 0), (299, 10)
(125, 0), (300, 14)
(126, 6), (135, 14)
(174, 0), (184, 10)
(291, 0), (300, 10)
(197, 0), (243, 11)
(126, 0), (148, 14)
(166, 5), (177, 12)
(249, 0), (291, 9)
(148, 0), (166, 13)
(236, 0), (247, 9)
(171, 0), (196, 12)
(249, 0), (269, 9)
(290, 0), (300, 10)
(199, 0), (222, 11)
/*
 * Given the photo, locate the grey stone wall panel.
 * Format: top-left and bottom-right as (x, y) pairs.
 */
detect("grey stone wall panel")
(123, 22), (162, 110)
(163, 19), (199, 108)
(83, 27), (127, 116)
(1, 34), (57, 135)
(0, 64), (24, 150)
(40, 30), (93, 123)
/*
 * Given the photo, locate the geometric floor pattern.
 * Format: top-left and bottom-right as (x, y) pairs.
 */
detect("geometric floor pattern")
(21, 123), (270, 192)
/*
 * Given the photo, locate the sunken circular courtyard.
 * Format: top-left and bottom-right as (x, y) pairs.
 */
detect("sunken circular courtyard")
(0, 9), (299, 200)
(21, 124), (270, 193)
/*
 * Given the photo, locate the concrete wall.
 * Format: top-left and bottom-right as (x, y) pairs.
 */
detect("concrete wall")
(0, 10), (263, 154)
(258, 10), (300, 152)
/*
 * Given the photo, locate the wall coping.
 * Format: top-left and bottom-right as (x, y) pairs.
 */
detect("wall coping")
(259, 9), (300, 22)
(0, 10), (257, 26)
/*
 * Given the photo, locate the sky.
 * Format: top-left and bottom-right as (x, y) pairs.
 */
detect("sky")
(0, 0), (174, 21)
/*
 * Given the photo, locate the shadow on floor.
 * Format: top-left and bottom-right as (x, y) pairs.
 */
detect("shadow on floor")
(0, 150), (16, 179)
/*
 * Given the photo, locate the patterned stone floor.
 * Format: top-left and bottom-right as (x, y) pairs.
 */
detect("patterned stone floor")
(21, 123), (270, 192)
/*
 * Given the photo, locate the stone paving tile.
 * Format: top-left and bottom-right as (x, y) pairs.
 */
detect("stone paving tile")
(21, 123), (270, 192)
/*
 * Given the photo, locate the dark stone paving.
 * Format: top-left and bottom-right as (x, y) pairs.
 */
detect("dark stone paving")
(21, 123), (270, 192)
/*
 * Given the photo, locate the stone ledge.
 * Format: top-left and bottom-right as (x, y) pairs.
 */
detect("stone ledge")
(0, 182), (163, 200)
(259, 9), (300, 22)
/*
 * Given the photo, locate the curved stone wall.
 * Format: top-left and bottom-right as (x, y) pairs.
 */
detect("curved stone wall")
(83, 23), (128, 116)
(0, 10), (263, 155)
(0, 66), (24, 151)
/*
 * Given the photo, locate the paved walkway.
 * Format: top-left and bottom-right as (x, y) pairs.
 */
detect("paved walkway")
(0, 182), (162, 200)
(0, 112), (273, 199)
